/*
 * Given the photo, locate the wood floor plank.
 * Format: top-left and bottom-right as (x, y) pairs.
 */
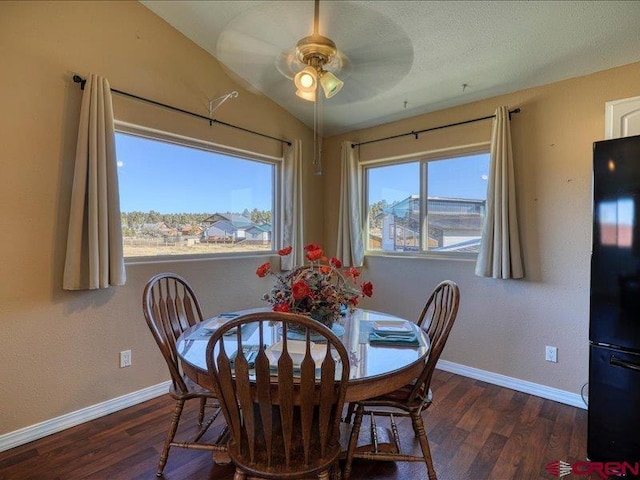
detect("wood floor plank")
(489, 387), (520, 438)
(512, 415), (553, 479)
(465, 432), (509, 480)
(486, 395), (549, 479)
(442, 382), (503, 477)
(455, 381), (500, 432)
(570, 408), (588, 459)
(0, 370), (588, 480)
(540, 402), (577, 474)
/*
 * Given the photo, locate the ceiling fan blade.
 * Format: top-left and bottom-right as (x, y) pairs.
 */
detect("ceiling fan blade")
(317, 1), (413, 103)
(215, 2), (314, 89)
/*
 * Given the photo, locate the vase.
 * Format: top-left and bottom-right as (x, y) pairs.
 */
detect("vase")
(287, 310), (337, 335)
(309, 309), (337, 329)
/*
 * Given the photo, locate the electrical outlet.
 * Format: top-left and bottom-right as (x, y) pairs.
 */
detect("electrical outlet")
(545, 346), (558, 363)
(120, 350), (132, 368)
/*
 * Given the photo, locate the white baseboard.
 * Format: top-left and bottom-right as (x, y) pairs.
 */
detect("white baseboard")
(437, 360), (588, 409)
(0, 381), (171, 453)
(1, 362), (588, 454)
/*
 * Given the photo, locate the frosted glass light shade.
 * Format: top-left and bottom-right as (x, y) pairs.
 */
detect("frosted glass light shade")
(319, 71), (343, 98)
(294, 66), (317, 93)
(296, 88), (316, 101)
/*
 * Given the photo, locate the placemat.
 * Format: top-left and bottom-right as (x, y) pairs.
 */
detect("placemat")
(359, 321), (424, 347)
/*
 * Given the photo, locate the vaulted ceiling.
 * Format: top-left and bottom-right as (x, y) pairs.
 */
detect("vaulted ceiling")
(141, 1), (640, 136)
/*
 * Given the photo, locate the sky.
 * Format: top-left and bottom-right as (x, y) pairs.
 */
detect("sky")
(116, 132), (489, 214)
(367, 153), (490, 205)
(115, 133), (273, 213)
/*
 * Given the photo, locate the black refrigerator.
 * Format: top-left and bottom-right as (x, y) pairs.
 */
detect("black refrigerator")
(589, 134), (640, 461)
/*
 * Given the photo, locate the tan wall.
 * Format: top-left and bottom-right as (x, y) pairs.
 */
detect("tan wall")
(323, 61), (640, 395)
(0, 1), (321, 434)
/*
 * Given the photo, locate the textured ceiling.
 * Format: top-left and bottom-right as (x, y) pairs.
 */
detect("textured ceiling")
(141, 0), (640, 136)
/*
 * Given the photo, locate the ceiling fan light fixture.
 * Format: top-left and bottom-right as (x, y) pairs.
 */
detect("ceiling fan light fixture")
(294, 66), (318, 94)
(295, 88), (316, 102)
(319, 71), (343, 98)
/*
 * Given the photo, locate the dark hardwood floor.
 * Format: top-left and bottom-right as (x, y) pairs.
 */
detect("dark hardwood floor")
(0, 370), (591, 480)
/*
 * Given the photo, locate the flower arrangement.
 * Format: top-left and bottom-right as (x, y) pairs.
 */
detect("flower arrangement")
(256, 244), (374, 327)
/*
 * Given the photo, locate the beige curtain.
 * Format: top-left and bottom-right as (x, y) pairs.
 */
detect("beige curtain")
(475, 106), (524, 279)
(281, 139), (304, 271)
(336, 141), (364, 267)
(63, 74), (126, 290)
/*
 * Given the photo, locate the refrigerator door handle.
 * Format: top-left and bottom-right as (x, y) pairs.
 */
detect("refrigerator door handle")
(610, 355), (640, 373)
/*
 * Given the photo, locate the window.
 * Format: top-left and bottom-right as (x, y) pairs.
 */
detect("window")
(365, 152), (490, 255)
(115, 129), (278, 259)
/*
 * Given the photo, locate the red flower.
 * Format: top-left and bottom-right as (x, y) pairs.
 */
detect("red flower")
(361, 281), (374, 297)
(306, 248), (323, 261)
(273, 303), (290, 312)
(291, 280), (311, 300)
(278, 246), (292, 256)
(320, 265), (331, 275)
(256, 262), (271, 278)
(329, 257), (342, 268)
(345, 267), (361, 279)
(304, 243), (321, 252)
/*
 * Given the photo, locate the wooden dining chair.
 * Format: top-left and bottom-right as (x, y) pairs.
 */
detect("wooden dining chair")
(206, 312), (350, 480)
(142, 273), (228, 476)
(342, 280), (460, 480)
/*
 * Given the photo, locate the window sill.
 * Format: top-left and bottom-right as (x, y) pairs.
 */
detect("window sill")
(124, 251), (276, 266)
(364, 250), (478, 262)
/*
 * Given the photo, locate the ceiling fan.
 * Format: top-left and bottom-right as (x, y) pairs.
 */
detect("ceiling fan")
(214, 1), (413, 109)
(290, 0), (344, 102)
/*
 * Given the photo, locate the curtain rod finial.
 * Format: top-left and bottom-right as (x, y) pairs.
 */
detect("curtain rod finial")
(72, 74), (87, 90)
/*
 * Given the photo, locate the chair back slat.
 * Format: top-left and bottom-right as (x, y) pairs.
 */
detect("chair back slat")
(143, 273), (206, 394)
(163, 280), (179, 341)
(318, 345), (337, 458)
(410, 280), (460, 404)
(232, 329), (256, 463)
(299, 330), (316, 464)
(216, 341), (242, 438)
(206, 312), (350, 477)
(181, 293), (197, 328)
(277, 324), (295, 467)
(254, 322), (274, 464)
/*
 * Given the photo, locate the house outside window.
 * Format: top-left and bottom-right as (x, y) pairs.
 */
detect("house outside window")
(115, 125), (278, 260)
(365, 151), (489, 256)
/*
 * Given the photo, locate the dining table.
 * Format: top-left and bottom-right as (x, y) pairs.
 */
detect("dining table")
(176, 307), (430, 403)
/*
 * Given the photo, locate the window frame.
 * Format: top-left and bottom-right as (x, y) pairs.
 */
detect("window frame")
(362, 143), (490, 261)
(114, 121), (282, 264)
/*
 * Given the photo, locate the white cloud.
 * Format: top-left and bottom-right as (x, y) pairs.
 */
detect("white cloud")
(117, 161), (124, 167)
(481, 174), (488, 181)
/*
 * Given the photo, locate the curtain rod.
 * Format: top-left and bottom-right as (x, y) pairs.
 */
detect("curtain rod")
(351, 108), (521, 149)
(72, 75), (292, 146)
